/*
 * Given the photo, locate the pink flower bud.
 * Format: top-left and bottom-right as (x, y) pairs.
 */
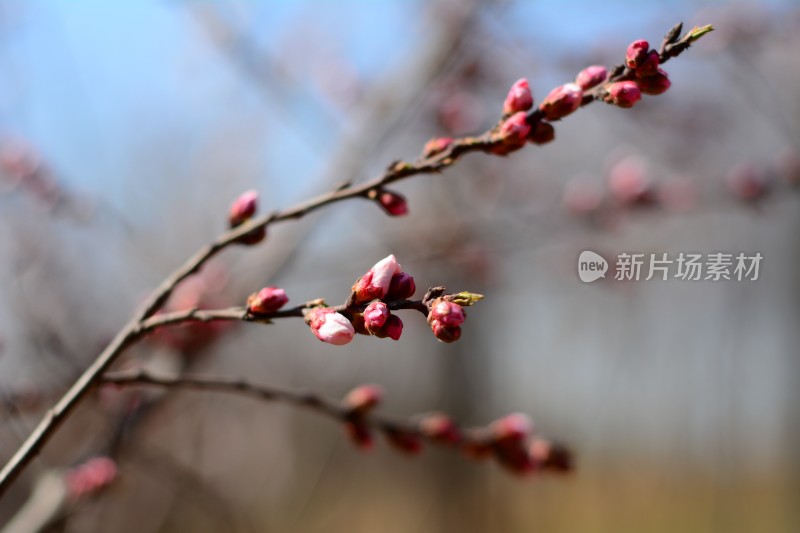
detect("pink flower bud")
(502, 78), (533, 115)
(344, 420), (374, 450)
(625, 39), (649, 69)
(307, 308), (356, 346)
(423, 137), (454, 158)
(636, 69), (671, 95)
(228, 190), (258, 228)
(363, 301), (389, 333)
(575, 65), (608, 90)
(604, 81), (641, 108)
(229, 190), (266, 245)
(379, 314), (403, 341)
(430, 320), (462, 343)
(387, 272), (416, 300)
(428, 299), (466, 327)
(528, 121), (555, 145)
(385, 428), (423, 455)
(539, 83), (583, 121)
(344, 384), (383, 413)
(490, 413), (533, 444)
(377, 190), (408, 216)
(419, 413), (461, 445)
(635, 51), (660, 77)
(497, 111), (531, 150)
(246, 287), (288, 315)
(352, 254), (402, 303)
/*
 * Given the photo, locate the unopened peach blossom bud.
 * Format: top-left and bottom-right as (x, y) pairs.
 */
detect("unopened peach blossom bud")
(502, 78), (533, 115)
(228, 190), (266, 245)
(381, 314), (403, 341)
(575, 65), (608, 90)
(246, 287), (288, 315)
(497, 111), (531, 150)
(428, 299), (466, 328)
(636, 51), (660, 77)
(352, 254), (402, 303)
(344, 384), (383, 413)
(636, 69), (671, 95)
(528, 121), (555, 145)
(363, 301), (389, 333)
(385, 428), (423, 455)
(377, 190), (408, 216)
(419, 413), (461, 445)
(422, 137), (454, 158)
(228, 190), (258, 227)
(539, 83), (583, 121)
(430, 320), (461, 343)
(604, 81), (641, 108)
(625, 39), (649, 69)
(387, 272), (416, 300)
(307, 308), (355, 346)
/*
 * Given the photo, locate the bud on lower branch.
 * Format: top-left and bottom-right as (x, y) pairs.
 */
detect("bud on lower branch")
(344, 384), (383, 414)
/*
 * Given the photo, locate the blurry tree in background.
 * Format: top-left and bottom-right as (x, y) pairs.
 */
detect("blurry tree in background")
(0, 1), (798, 532)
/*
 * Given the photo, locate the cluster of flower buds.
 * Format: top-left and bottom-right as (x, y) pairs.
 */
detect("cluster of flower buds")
(344, 254), (416, 343)
(301, 255), (480, 346)
(468, 413), (573, 475)
(64, 456), (118, 502)
(228, 190), (266, 245)
(602, 39), (671, 108)
(342, 384), (384, 449)
(336, 390), (572, 476)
